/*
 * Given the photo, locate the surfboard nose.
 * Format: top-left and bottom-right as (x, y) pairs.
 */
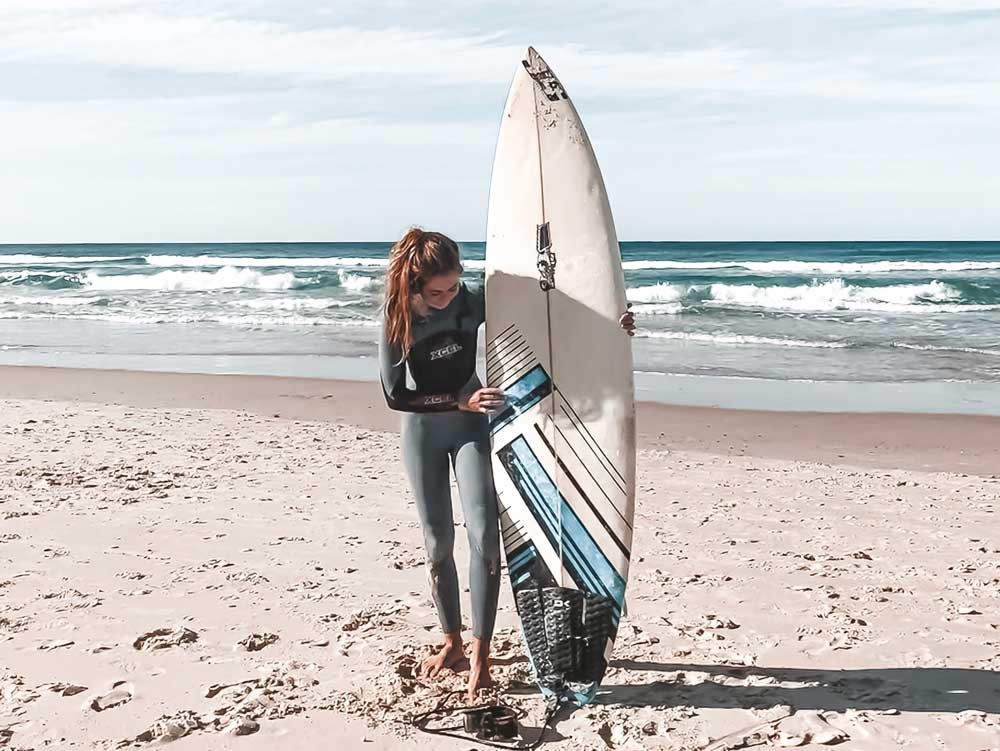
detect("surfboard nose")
(524, 46), (548, 69)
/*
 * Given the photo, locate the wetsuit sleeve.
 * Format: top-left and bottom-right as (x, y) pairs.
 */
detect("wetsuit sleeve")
(378, 317), (460, 413)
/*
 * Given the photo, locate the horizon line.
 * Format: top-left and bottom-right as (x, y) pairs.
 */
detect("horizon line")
(2, 238), (999, 247)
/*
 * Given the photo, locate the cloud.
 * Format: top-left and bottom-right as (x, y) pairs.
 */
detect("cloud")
(1, 7), (997, 110)
(711, 147), (809, 163)
(0, 93), (494, 188)
(1, 1), (998, 241)
(0, 0), (167, 16)
(792, 0), (1000, 9)
(0, 11), (518, 84)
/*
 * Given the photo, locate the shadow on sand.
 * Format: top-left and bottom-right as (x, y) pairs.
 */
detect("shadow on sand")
(596, 659), (1000, 714)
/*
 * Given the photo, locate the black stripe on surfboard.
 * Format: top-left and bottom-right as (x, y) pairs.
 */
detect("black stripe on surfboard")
(558, 391), (628, 490)
(552, 420), (632, 531)
(497, 504), (528, 549)
(487, 346), (531, 382)
(498, 494), (526, 530)
(487, 322), (518, 346)
(486, 323), (520, 354)
(486, 340), (530, 374)
(504, 532), (529, 551)
(557, 392), (628, 494)
(490, 349), (535, 384)
(486, 334), (527, 366)
(504, 530), (529, 551)
(501, 514), (523, 537)
(532, 423), (631, 561)
(487, 349), (529, 380)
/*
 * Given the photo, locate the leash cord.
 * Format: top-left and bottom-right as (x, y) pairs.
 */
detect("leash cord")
(411, 690), (561, 750)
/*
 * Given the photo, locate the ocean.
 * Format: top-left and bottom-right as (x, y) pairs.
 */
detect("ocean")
(2, 241), (999, 414)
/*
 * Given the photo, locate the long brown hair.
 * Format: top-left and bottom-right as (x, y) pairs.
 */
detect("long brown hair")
(383, 227), (462, 353)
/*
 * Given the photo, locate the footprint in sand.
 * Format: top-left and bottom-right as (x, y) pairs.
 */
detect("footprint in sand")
(37, 639), (74, 651)
(956, 710), (1000, 732)
(89, 681), (133, 712)
(236, 633), (279, 652)
(133, 627), (198, 650)
(772, 711), (849, 746)
(40, 682), (87, 697)
(131, 710), (204, 743)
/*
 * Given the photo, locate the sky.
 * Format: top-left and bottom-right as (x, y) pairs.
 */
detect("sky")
(1, 0), (999, 242)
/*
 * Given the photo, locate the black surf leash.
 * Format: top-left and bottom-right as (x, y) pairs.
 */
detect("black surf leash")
(412, 690), (562, 750)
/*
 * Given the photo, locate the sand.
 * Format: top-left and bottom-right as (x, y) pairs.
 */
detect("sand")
(1, 365), (999, 750)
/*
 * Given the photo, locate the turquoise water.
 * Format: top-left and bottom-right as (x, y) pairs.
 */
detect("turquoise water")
(1, 241), (998, 412)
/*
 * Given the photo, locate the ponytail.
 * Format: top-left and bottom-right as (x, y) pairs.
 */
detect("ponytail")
(383, 227), (462, 354)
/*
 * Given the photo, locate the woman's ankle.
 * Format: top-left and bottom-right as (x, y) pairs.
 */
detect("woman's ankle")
(470, 636), (491, 657)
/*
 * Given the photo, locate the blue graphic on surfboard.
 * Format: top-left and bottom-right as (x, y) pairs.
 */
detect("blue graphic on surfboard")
(485, 48), (636, 706)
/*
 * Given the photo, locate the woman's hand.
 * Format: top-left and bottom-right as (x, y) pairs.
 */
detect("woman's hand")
(619, 303), (636, 336)
(461, 388), (507, 414)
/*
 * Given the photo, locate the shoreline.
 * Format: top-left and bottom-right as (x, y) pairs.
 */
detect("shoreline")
(2, 347), (1000, 416)
(0, 346), (1000, 417)
(1, 364), (997, 476)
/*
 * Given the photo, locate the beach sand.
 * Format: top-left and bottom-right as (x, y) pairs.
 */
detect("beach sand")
(1, 365), (998, 750)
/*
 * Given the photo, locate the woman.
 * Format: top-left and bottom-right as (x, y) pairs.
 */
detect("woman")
(378, 227), (634, 702)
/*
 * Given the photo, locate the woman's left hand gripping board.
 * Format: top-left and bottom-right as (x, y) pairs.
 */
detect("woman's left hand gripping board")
(460, 388), (507, 414)
(619, 303), (636, 336)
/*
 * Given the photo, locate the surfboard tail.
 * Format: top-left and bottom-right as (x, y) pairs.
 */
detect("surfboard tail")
(516, 586), (615, 705)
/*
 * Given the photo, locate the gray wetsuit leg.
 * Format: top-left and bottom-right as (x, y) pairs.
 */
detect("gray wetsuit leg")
(401, 410), (501, 640)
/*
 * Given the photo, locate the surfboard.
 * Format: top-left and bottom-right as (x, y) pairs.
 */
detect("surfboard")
(485, 47), (636, 706)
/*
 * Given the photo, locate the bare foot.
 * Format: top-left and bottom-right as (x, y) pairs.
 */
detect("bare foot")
(467, 636), (495, 702)
(420, 632), (467, 679)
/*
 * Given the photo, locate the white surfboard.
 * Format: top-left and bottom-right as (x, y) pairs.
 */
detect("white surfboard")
(485, 47), (636, 706)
